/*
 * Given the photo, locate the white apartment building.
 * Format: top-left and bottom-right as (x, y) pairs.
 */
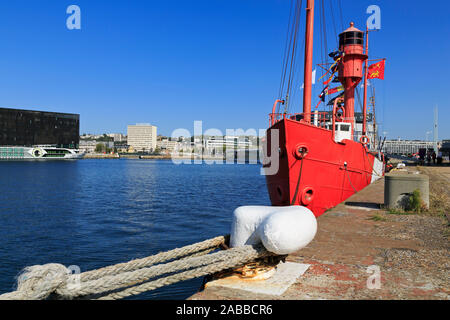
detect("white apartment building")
(204, 136), (251, 149)
(157, 139), (178, 151)
(127, 123), (157, 152)
(382, 140), (435, 155)
(79, 140), (97, 153)
(203, 136), (252, 155)
(79, 140), (114, 153)
(107, 133), (126, 142)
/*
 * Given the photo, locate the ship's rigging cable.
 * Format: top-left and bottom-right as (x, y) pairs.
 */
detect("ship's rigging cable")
(319, 0), (329, 107)
(337, 0), (344, 31)
(291, 0), (329, 113)
(320, 0), (328, 62)
(284, 36), (305, 114)
(318, 0), (342, 110)
(328, 0), (339, 48)
(277, 0), (347, 114)
(278, 0), (296, 100)
(284, 0), (303, 112)
(277, 0), (303, 114)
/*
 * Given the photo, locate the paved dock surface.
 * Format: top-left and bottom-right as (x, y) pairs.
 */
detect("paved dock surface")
(190, 166), (449, 300)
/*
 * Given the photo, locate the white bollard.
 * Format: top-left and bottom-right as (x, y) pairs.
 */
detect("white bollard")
(230, 205), (317, 255)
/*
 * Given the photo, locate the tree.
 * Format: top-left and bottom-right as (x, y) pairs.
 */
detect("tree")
(95, 143), (104, 153)
(96, 135), (113, 142)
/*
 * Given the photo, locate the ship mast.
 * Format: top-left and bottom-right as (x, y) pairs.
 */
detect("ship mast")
(302, 0), (314, 124)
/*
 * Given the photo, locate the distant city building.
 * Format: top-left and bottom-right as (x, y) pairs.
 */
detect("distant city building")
(107, 133), (126, 142)
(203, 136), (251, 155)
(157, 139), (178, 151)
(382, 139), (436, 155)
(113, 142), (129, 153)
(81, 134), (103, 140)
(440, 140), (450, 155)
(204, 136), (251, 150)
(79, 140), (114, 153)
(0, 107), (79, 148)
(127, 123), (157, 152)
(79, 140), (97, 153)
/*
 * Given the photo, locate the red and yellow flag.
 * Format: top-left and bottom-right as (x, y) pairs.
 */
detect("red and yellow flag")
(368, 60), (385, 80)
(327, 85), (344, 95)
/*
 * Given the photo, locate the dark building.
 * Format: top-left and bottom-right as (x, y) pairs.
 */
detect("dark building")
(440, 139), (450, 155)
(0, 107), (80, 148)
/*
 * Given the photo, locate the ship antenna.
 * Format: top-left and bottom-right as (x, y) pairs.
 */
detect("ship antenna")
(302, 0), (314, 123)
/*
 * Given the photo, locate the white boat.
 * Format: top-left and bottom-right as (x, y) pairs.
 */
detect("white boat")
(0, 145), (85, 160)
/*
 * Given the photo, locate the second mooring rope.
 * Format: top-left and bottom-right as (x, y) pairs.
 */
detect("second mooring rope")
(0, 235), (272, 300)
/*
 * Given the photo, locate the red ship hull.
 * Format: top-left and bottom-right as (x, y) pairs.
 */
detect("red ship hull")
(264, 118), (384, 217)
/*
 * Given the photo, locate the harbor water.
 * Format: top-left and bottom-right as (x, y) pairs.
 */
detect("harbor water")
(0, 159), (270, 299)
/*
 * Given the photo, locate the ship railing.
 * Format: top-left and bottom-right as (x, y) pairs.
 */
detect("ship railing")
(34, 144), (57, 148)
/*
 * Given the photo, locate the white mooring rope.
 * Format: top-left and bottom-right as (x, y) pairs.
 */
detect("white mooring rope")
(0, 235), (272, 300)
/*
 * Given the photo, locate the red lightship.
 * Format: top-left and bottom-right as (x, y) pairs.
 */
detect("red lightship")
(264, 0), (386, 217)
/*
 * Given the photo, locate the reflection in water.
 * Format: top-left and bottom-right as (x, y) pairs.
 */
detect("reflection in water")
(0, 159), (269, 299)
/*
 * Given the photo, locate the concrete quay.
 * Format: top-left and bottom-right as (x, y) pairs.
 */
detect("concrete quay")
(189, 166), (450, 300)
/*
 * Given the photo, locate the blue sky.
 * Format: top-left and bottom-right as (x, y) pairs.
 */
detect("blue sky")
(0, 0), (448, 140)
